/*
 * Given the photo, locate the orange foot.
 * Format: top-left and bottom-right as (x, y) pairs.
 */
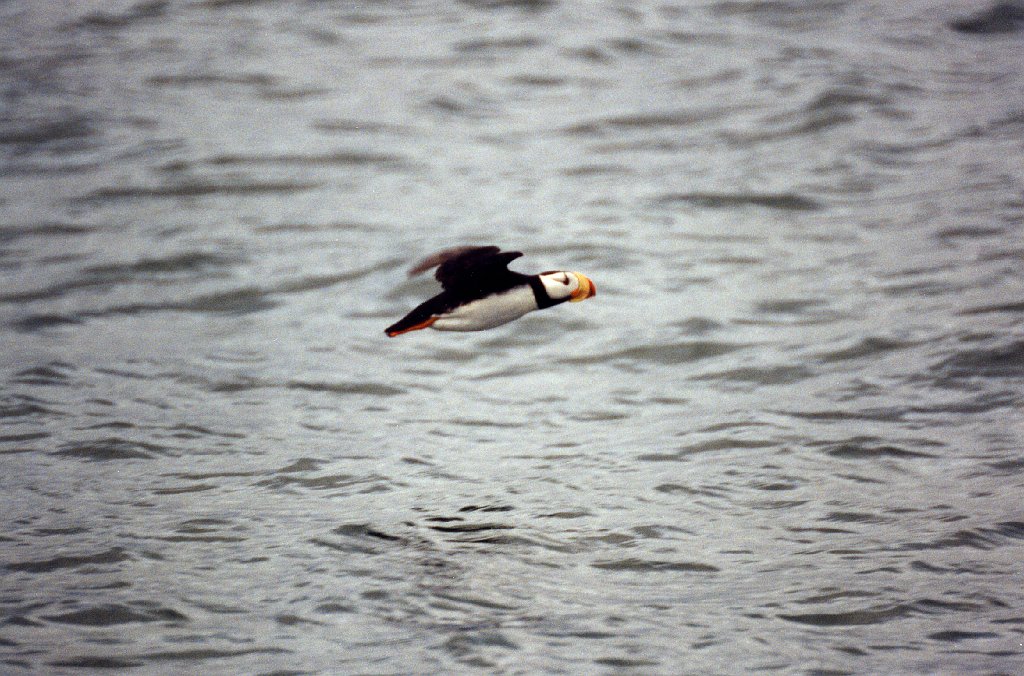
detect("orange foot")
(387, 317), (437, 337)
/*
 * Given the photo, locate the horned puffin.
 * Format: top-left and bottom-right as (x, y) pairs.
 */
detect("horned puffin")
(385, 245), (596, 337)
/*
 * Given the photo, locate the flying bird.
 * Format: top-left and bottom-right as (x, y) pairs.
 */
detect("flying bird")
(385, 246), (596, 337)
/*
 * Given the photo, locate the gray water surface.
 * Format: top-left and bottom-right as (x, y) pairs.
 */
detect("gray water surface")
(2, 0), (1024, 673)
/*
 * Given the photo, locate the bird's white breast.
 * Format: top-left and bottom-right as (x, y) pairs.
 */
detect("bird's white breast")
(432, 286), (538, 331)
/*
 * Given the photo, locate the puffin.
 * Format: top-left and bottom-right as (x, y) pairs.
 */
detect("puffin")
(385, 246), (596, 337)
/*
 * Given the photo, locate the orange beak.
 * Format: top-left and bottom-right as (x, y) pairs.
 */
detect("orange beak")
(569, 273), (596, 302)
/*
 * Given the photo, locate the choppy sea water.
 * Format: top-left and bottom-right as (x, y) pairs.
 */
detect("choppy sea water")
(2, 0), (1024, 673)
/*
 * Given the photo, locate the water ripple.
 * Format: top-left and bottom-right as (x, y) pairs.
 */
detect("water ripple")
(286, 380), (405, 397)
(901, 521), (1024, 551)
(560, 340), (744, 366)
(949, 2), (1024, 34)
(42, 602), (187, 626)
(0, 222), (93, 243)
(932, 340), (1024, 380)
(655, 191), (823, 211)
(591, 558), (719, 573)
(5, 547), (131, 573)
(78, 180), (321, 202)
(206, 150), (411, 168)
(817, 438), (939, 460)
(779, 603), (912, 627)
(76, 0), (169, 29)
(53, 438), (170, 461)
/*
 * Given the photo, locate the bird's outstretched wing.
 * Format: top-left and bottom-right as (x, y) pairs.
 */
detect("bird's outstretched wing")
(407, 246), (524, 291)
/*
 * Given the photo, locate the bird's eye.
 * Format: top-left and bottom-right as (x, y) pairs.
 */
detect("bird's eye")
(560, 274), (569, 285)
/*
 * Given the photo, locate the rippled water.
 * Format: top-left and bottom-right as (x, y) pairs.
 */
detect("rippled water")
(2, 0), (1024, 673)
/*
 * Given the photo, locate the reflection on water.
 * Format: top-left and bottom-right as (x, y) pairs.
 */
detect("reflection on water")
(2, 0), (1024, 673)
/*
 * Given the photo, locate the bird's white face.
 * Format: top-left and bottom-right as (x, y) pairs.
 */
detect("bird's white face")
(538, 271), (597, 302)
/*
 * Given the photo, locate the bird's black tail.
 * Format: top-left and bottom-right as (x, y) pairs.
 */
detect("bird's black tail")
(385, 297), (447, 337)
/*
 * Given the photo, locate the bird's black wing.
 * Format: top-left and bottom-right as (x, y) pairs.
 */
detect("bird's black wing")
(408, 246), (524, 292)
